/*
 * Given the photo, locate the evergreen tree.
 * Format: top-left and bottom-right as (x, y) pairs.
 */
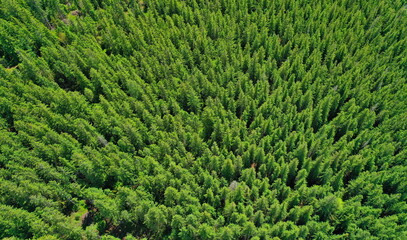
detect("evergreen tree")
(0, 0), (406, 239)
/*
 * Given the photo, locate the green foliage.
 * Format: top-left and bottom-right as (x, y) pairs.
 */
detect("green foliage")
(0, 0), (406, 239)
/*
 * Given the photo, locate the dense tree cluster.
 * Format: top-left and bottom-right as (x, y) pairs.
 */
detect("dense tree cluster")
(1, 0), (406, 239)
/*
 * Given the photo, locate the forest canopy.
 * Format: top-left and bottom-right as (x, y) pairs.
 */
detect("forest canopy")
(0, 0), (406, 239)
